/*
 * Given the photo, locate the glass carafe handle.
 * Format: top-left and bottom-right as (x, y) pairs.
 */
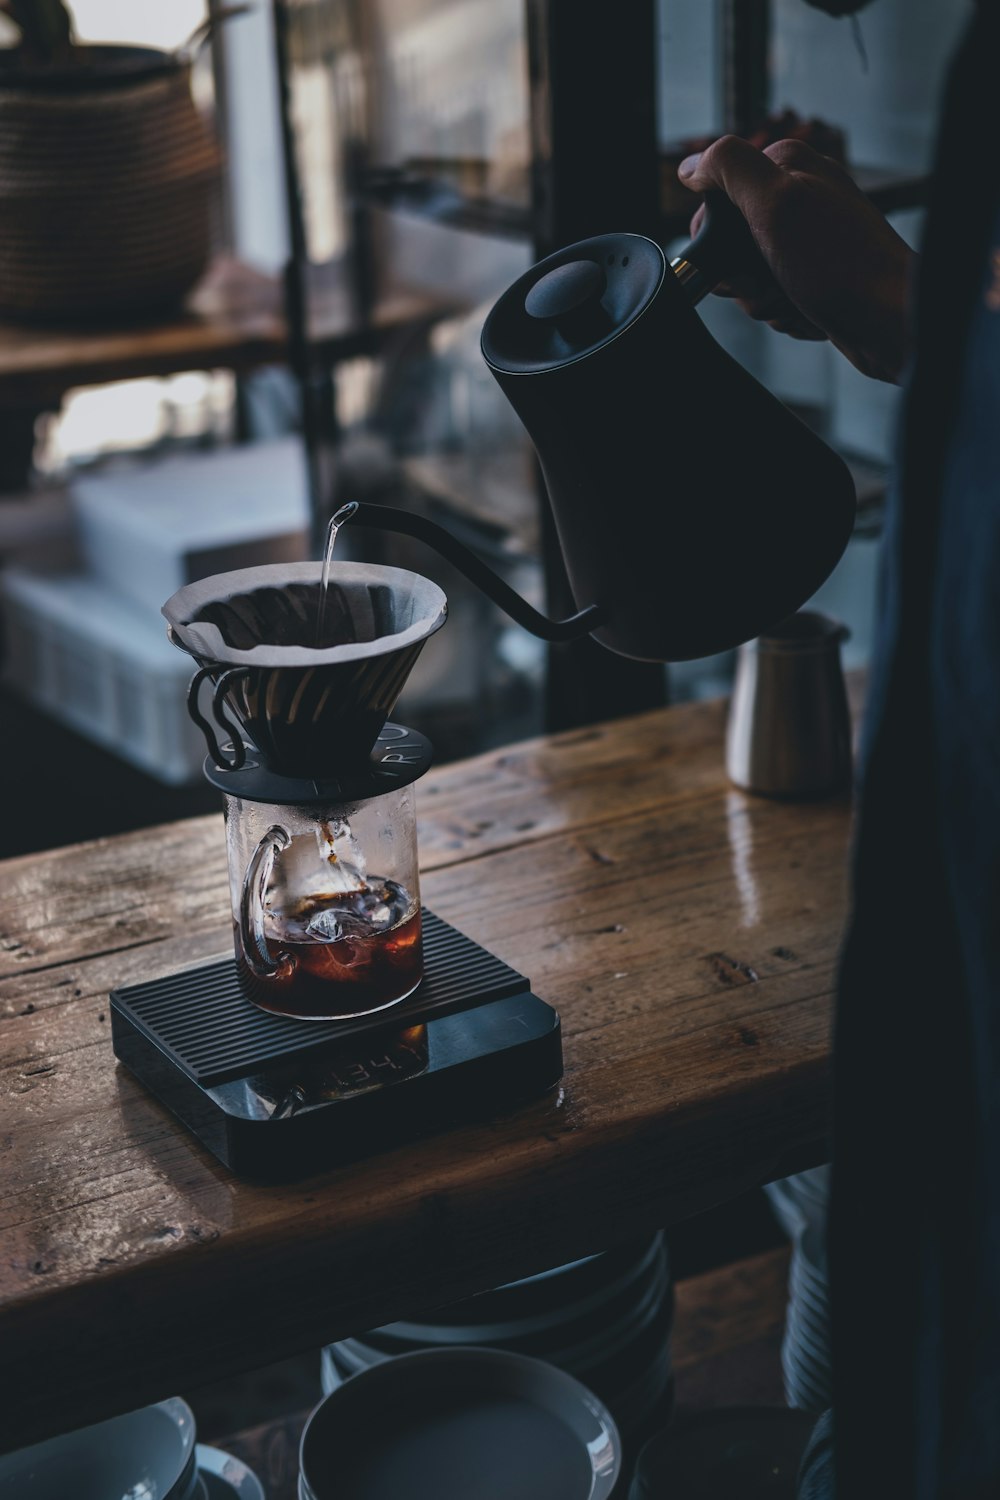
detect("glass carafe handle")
(240, 825), (291, 978)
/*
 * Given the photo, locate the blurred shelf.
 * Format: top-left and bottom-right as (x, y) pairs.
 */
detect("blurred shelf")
(0, 254), (459, 408)
(402, 443), (540, 555)
(0, 482), (72, 562)
(403, 442), (888, 568)
(364, 163), (531, 240)
(852, 164), (933, 215)
(361, 157), (929, 247)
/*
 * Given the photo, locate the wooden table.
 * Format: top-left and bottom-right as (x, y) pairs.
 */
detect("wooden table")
(0, 694), (852, 1450)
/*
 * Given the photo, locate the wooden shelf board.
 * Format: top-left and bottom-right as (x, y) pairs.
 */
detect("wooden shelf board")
(0, 255), (457, 407)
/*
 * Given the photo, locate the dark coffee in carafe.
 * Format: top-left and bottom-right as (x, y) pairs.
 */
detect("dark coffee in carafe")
(237, 881), (423, 1020)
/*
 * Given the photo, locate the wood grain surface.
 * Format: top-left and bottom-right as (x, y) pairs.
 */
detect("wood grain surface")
(0, 694), (851, 1449)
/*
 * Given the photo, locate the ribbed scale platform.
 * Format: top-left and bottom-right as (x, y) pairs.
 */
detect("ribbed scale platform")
(111, 911), (527, 1088)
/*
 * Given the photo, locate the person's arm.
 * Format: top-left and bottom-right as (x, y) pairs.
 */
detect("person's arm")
(679, 135), (915, 384)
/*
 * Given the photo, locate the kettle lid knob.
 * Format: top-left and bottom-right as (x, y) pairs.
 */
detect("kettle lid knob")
(482, 232), (665, 375)
(524, 259), (607, 322)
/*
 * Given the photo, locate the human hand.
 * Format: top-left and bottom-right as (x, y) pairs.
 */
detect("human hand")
(679, 136), (915, 383)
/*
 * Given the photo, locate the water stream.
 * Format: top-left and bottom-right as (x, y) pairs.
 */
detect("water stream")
(315, 500), (360, 645)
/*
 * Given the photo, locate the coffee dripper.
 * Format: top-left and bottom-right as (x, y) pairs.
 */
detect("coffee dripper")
(164, 561), (445, 1020)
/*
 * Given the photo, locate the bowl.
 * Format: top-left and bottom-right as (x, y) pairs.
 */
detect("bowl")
(0, 1397), (197, 1499)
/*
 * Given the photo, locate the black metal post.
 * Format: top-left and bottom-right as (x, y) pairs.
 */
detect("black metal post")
(0, 408), (45, 493)
(525, 0), (668, 730)
(526, 0), (661, 252)
(722, 0), (771, 137)
(272, 0), (340, 556)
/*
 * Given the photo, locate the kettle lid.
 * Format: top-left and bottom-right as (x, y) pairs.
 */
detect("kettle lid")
(482, 232), (664, 375)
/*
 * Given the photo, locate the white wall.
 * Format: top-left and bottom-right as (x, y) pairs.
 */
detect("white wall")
(771, 0), (971, 173)
(66, 0), (206, 49)
(658, 0), (970, 169)
(220, 4), (289, 273)
(657, 0), (720, 143)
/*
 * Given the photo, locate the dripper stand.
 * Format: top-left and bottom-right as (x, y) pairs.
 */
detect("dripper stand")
(109, 562), (563, 1179)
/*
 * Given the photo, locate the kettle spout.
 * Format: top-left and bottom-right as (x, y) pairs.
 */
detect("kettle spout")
(350, 502), (606, 643)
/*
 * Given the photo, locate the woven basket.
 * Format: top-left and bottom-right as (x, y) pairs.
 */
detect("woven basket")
(0, 52), (219, 323)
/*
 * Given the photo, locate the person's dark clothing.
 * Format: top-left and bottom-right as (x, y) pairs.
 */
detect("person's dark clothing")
(828, 4), (1000, 1496)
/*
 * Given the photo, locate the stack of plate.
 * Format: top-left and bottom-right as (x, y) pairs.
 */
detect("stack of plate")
(765, 1167), (831, 1412)
(322, 1234), (673, 1452)
(0, 1399), (264, 1500)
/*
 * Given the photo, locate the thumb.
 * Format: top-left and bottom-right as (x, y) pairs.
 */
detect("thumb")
(678, 134), (784, 223)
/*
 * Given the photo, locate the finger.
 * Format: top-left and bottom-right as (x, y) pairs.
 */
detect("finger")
(706, 280), (741, 299)
(763, 138), (858, 188)
(734, 293), (825, 339)
(733, 285), (799, 322)
(764, 138), (832, 174)
(766, 318), (828, 340)
(678, 135), (784, 221)
(720, 272), (785, 303)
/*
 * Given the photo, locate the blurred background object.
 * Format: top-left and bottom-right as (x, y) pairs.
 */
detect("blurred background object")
(0, 0), (226, 324)
(0, 0), (969, 858)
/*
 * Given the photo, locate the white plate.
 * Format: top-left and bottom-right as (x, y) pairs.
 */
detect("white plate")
(196, 1443), (266, 1500)
(355, 1257), (670, 1375)
(299, 1347), (620, 1500)
(377, 1239), (666, 1346)
(330, 1271), (672, 1401)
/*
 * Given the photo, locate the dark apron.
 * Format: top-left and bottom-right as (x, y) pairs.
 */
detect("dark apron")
(829, 4), (1000, 1496)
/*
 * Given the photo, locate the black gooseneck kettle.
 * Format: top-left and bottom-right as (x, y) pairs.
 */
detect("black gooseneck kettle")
(351, 194), (856, 663)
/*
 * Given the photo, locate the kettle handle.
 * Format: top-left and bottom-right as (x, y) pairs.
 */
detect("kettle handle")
(670, 191), (770, 305)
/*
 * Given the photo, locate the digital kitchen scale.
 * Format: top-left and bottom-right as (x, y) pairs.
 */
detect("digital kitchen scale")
(111, 910), (562, 1180)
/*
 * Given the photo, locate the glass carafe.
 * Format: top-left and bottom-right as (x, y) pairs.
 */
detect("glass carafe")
(224, 784), (422, 1020)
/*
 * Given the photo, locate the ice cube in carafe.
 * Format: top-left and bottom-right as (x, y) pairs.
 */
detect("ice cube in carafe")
(304, 880), (412, 943)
